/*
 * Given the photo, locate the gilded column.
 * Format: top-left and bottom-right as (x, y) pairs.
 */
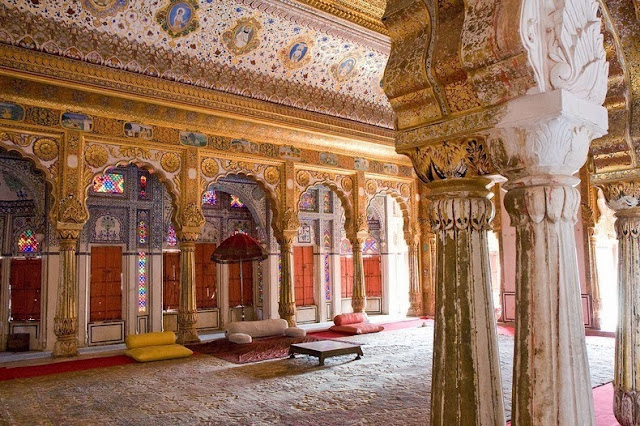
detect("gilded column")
(177, 231), (200, 344)
(428, 178), (504, 426)
(278, 231), (297, 327)
(52, 224), (83, 357)
(406, 237), (422, 317)
(350, 236), (366, 313)
(601, 181), (640, 426)
(581, 167), (602, 329)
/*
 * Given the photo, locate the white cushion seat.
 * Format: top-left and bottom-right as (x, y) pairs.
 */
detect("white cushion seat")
(228, 333), (252, 344)
(284, 327), (306, 338)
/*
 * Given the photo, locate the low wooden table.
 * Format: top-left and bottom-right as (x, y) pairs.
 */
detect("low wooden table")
(288, 340), (363, 366)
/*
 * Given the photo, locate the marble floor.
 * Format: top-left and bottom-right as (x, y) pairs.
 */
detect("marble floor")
(0, 323), (615, 425)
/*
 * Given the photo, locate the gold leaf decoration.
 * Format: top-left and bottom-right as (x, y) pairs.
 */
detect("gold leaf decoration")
(33, 138), (59, 161)
(400, 183), (411, 198)
(85, 145), (108, 168)
(365, 179), (377, 195)
(264, 165), (280, 185)
(342, 176), (353, 193)
(161, 152), (181, 173)
(296, 170), (310, 188)
(201, 158), (219, 178)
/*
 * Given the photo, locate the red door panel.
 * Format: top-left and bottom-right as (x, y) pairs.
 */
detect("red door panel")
(163, 252), (180, 310)
(364, 255), (382, 297)
(294, 246), (314, 306)
(195, 243), (217, 309)
(341, 256), (354, 298)
(229, 261), (253, 307)
(10, 259), (42, 321)
(90, 246), (122, 322)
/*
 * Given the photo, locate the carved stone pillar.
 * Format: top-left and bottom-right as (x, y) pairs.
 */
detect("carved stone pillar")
(177, 233), (200, 344)
(491, 90), (608, 425)
(350, 238), (366, 313)
(406, 239), (422, 316)
(428, 178), (504, 426)
(600, 181), (640, 426)
(278, 234), (297, 327)
(52, 224), (82, 358)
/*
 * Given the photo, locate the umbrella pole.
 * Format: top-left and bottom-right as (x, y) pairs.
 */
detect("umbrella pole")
(240, 260), (245, 321)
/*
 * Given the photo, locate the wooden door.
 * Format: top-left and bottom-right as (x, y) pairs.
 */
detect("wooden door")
(341, 256), (354, 298)
(364, 255), (382, 297)
(195, 243), (217, 309)
(163, 252), (180, 311)
(229, 262), (253, 307)
(90, 246), (122, 322)
(10, 258), (42, 321)
(294, 246), (314, 306)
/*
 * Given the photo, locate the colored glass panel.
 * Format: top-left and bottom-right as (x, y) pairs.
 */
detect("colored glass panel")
(363, 237), (379, 254)
(324, 254), (331, 301)
(340, 238), (352, 254)
(323, 192), (332, 213)
(166, 225), (177, 246)
(138, 252), (147, 313)
(18, 228), (38, 253)
(139, 175), (148, 199)
(93, 173), (125, 194)
(230, 195), (244, 208)
(299, 190), (316, 211)
(202, 190), (217, 205)
(258, 261), (264, 304)
(138, 221), (148, 245)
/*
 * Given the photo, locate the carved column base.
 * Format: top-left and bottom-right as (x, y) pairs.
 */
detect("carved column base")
(177, 310), (200, 344)
(351, 296), (365, 313)
(615, 388), (640, 426)
(52, 316), (78, 358)
(407, 296), (422, 317)
(279, 302), (297, 327)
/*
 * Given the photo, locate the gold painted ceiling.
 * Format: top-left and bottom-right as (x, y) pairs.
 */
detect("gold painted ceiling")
(0, 0), (392, 129)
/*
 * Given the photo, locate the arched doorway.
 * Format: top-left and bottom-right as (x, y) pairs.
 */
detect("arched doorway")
(0, 152), (49, 351)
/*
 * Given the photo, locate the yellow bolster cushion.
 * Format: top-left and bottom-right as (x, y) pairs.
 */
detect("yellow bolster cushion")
(125, 331), (176, 349)
(124, 344), (193, 362)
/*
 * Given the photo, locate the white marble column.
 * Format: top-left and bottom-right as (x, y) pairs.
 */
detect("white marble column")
(491, 90), (607, 425)
(601, 181), (640, 426)
(428, 178), (504, 426)
(406, 239), (422, 316)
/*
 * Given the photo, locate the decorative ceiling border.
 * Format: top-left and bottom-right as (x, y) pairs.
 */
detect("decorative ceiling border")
(0, 45), (396, 148)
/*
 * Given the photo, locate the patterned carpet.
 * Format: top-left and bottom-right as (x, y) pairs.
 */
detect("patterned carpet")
(0, 323), (614, 425)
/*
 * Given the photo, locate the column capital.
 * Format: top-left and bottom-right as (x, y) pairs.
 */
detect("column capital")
(600, 179), (640, 214)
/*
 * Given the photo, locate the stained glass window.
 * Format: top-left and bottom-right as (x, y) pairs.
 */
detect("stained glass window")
(166, 224), (177, 246)
(138, 252), (147, 313)
(324, 254), (331, 301)
(258, 262), (264, 305)
(93, 173), (125, 194)
(340, 238), (352, 255)
(139, 175), (148, 199)
(299, 190), (316, 212)
(323, 191), (332, 213)
(18, 228), (38, 253)
(363, 237), (379, 254)
(202, 190), (217, 206)
(230, 195), (244, 208)
(138, 221), (148, 245)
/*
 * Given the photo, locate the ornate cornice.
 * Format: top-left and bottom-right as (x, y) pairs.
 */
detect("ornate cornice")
(287, 0), (387, 35)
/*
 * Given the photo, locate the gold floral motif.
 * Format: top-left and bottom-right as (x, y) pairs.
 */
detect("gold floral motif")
(33, 138), (58, 161)
(201, 158), (219, 178)
(179, 202), (205, 228)
(400, 183), (411, 198)
(84, 144), (108, 168)
(264, 165), (280, 185)
(161, 152), (181, 173)
(365, 179), (377, 195)
(342, 176), (353, 193)
(296, 170), (310, 188)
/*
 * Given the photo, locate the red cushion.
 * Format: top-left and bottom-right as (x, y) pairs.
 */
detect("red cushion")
(329, 323), (384, 335)
(333, 313), (368, 326)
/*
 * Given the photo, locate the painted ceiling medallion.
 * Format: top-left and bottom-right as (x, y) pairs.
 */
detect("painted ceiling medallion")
(223, 18), (262, 56)
(82, 0), (128, 18)
(331, 55), (358, 82)
(156, 0), (199, 39)
(280, 37), (315, 71)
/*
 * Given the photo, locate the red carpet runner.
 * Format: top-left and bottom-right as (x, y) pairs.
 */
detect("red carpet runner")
(0, 355), (134, 381)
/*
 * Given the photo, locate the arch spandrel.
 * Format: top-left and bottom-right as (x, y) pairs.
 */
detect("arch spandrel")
(199, 155), (283, 241)
(293, 167), (356, 236)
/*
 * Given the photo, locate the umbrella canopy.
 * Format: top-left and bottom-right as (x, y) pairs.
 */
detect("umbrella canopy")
(211, 233), (268, 264)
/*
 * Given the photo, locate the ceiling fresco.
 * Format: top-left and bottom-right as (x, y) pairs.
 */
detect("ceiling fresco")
(0, 0), (393, 128)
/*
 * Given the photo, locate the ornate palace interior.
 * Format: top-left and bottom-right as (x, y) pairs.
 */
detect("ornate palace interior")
(0, 0), (638, 425)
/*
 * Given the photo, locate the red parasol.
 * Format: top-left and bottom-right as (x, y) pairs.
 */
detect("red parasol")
(211, 233), (267, 321)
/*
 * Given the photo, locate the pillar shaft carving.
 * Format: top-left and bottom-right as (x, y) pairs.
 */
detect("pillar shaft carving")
(53, 225), (82, 357)
(176, 237), (200, 344)
(349, 237), (366, 313)
(278, 233), (297, 327)
(406, 239), (422, 317)
(427, 178), (504, 426)
(601, 181), (640, 426)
